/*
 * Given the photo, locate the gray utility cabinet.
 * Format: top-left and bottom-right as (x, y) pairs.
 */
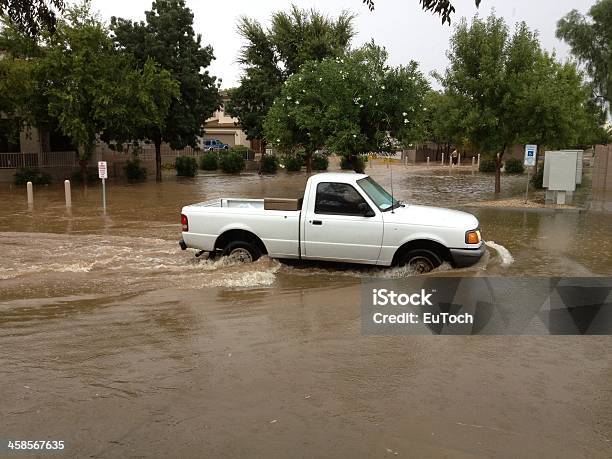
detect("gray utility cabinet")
(543, 150), (583, 205)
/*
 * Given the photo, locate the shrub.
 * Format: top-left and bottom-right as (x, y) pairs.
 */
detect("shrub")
(312, 153), (329, 171)
(175, 156), (198, 177)
(479, 157), (496, 173)
(531, 166), (544, 189)
(124, 158), (147, 182)
(14, 167), (52, 185)
(229, 145), (254, 160)
(352, 155), (366, 173)
(340, 155), (352, 170)
(283, 155), (302, 172)
(340, 155), (365, 173)
(260, 154), (279, 173)
(219, 151), (245, 173)
(200, 153), (218, 171)
(504, 157), (524, 174)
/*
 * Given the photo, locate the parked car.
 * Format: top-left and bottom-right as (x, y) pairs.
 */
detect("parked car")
(179, 172), (485, 273)
(203, 139), (229, 151)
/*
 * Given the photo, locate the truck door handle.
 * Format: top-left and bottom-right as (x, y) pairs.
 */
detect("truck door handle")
(312, 220), (323, 225)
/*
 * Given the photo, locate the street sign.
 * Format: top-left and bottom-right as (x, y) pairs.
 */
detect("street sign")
(98, 161), (108, 179)
(98, 161), (107, 212)
(523, 145), (537, 204)
(524, 145), (537, 167)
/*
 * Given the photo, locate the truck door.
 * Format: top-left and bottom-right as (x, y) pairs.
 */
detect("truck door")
(302, 182), (383, 263)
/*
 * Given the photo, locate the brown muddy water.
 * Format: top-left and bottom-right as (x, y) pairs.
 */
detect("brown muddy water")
(1, 164), (611, 458)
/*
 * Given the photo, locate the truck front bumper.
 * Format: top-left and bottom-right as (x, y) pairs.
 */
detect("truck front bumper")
(450, 245), (486, 268)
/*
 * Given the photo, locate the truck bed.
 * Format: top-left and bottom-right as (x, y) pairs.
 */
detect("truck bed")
(188, 197), (303, 211)
(188, 198), (265, 209)
(181, 198), (302, 259)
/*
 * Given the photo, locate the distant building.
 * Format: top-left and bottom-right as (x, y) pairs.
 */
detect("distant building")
(203, 90), (250, 149)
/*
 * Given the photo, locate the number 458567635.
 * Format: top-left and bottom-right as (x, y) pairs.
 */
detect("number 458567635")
(7, 440), (65, 450)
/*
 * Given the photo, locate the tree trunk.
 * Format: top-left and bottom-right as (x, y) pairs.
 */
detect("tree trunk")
(79, 159), (88, 185)
(154, 138), (162, 182)
(257, 139), (267, 175)
(305, 151), (313, 174)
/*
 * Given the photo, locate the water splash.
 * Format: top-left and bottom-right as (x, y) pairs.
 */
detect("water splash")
(485, 241), (514, 267)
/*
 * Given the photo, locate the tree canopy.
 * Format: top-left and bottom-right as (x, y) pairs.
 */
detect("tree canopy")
(39, 3), (178, 180)
(263, 42), (430, 171)
(111, 0), (220, 181)
(439, 14), (602, 192)
(227, 6), (355, 147)
(557, 0), (612, 111)
(0, 0), (64, 35)
(363, 0), (481, 24)
(0, 2), (179, 182)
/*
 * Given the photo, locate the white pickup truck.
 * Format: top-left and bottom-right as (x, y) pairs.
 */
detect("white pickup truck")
(179, 173), (485, 273)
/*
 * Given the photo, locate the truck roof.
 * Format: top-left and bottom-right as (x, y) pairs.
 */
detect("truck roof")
(308, 172), (368, 184)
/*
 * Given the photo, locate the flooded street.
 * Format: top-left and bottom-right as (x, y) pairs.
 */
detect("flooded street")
(1, 165), (612, 457)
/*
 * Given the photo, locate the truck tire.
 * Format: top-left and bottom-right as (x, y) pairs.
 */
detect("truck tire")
(224, 240), (261, 263)
(398, 249), (441, 274)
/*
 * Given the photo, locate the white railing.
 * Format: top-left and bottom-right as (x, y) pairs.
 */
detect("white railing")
(0, 151), (78, 169)
(40, 151), (78, 167)
(0, 152), (38, 168)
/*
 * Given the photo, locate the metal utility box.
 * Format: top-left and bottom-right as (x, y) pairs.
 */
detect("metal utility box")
(575, 150), (583, 185)
(543, 150), (583, 205)
(546, 151), (578, 192)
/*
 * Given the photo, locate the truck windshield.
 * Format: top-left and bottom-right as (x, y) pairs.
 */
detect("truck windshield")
(357, 177), (401, 211)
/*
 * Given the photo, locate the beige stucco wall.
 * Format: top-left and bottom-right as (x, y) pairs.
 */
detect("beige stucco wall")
(18, 125), (42, 154)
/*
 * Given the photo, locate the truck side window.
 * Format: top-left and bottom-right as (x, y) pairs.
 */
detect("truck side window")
(315, 182), (369, 215)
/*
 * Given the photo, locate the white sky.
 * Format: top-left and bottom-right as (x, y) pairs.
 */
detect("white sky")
(90, 0), (596, 89)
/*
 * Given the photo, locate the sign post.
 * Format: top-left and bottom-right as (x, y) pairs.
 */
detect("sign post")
(98, 161), (108, 211)
(524, 145), (537, 203)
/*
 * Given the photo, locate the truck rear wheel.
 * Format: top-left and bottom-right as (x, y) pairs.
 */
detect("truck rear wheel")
(398, 249), (441, 274)
(224, 241), (261, 263)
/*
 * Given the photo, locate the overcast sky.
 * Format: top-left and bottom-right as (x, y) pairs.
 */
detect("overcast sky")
(90, 0), (596, 89)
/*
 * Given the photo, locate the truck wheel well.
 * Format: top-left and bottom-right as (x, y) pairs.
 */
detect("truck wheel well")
(392, 239), (450, 266)
(215, 229), (268, 255)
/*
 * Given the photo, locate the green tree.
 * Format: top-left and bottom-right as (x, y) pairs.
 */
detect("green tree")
(363, 0), (481, 24)
(111, 0), (220, 181)
(422, 90), (463, 159)
(439, 15), (599, 193)
(557, 0), (612, 110)
(0, 0), (64, 35)
(227, 5), (355, 154)
(264, 43), (430, 171)
(100, 58), (179, 157)
(37, 2), (178, 182)
(0, 19), (47, 128)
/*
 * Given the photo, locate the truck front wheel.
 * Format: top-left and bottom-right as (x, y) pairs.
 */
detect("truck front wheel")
(398, 249), (441, 274)
(224, 241), (261, 263)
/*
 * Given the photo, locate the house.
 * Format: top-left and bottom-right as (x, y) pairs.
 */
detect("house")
(203, 90), (251, 149)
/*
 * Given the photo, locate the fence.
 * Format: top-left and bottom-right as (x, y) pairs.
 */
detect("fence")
(133, 145), (255, 161)
(136, 145), (201, 161)
(0, 151), (77, 169)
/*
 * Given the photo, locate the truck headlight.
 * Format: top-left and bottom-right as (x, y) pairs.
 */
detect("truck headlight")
(465, 229), (481, 244)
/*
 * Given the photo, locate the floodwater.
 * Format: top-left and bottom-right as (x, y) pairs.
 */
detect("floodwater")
(1, 164), (611, 457)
